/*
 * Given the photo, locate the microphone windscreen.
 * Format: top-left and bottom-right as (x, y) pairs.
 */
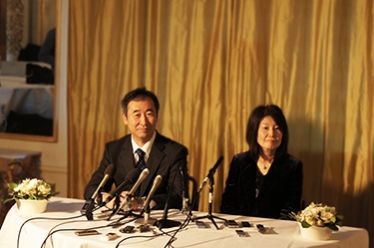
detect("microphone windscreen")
(90, 163), (116, 201)
(104, 163), (115, 176)
(152, 175), (162, 188)
(143, 175), (162, 212)
(128, 168), (149, 195)
(118, 168), (142, 192)
(211, 156), (224, 173)
(137, 168), (150, 181)
(104, 168), (141, 204)
(126, 168), (142, 183)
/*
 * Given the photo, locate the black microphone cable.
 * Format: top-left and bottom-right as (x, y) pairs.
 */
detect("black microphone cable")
(114, 209), (191, 247)
(40, 218), (130, 248)
(16, 213), (85, 248)
(19, 203), (115, 248)
(115, 233), (163, 248)
(114, 228), (181, 248)
(162, 211), (193, 248)
(40, 210), (139, 248)
(40, 219), (103, 248)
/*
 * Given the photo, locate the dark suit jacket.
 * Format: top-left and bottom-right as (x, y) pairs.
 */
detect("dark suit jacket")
(84, 132), (188, 210)
(220, 152), (303, 219)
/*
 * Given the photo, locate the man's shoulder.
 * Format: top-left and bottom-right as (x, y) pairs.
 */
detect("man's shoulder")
(106, 134), (131, 148)
(155, 133), (188, 151)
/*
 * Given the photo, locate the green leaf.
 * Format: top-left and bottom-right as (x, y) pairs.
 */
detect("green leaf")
(301, 221), (311, 228)
(3, 198), (15, 204)
(8, 183), (18, 190)
(327, 223), (339, 231)
(335, 215), (344, 226)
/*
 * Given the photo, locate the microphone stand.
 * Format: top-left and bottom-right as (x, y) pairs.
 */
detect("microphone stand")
(108, 209), (143, 228)
(192, 168), (226, 230)
(156, 171), (181, 229)
(180, 164), (190, 214)
(116, 209), (143, 222)
(81, 187), (106, 220)
(106, 194), (122, 220)
(108, 194), (143, 224)
(80, 199), (95, 220)
(135, 208), (158, 225)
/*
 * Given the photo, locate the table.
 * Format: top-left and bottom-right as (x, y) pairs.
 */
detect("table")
(0, 75), (54, 130)
(0, 197), (369, 248)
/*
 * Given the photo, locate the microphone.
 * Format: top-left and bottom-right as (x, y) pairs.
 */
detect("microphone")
(135, 175), (162, 225)
(81, 164), (114, 220)
(141, 175), (162, 214)
(197, 156), (223, 193)
(127, 168), (150, 196)
(156, 169), (181, 229)
(103, 167), (142, 205)
(92, 164), (115, 200)
(179, 164), (190, 213)
(109, 168), (150, 218)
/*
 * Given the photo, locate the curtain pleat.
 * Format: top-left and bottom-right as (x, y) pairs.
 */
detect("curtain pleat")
(68, 0), (373, 243)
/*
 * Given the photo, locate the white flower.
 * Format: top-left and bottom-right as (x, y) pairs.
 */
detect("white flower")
(6, 178), (54, 202)
(291, 202), (343, 231)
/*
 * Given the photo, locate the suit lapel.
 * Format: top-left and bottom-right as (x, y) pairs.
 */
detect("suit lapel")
(117, 137), (135, 176)
(139, 133), (166, 196)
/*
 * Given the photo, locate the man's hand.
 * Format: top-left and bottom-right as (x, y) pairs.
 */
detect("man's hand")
(99, 191), (146, 211)
(99, 191), (130, 209)
(130, 196), (146, 211)
(119, 192), (146, 211)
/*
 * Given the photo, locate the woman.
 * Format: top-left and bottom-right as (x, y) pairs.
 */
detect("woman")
(220, 105), (303, 219)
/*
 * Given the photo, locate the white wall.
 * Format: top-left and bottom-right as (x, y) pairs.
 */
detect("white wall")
(0, 1), (69, 197)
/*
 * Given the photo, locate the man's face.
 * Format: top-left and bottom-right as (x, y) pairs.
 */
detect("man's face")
(122, 97), (158, 146)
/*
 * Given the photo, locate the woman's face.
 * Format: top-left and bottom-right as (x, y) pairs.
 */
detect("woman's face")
(257, 115), (283, 153)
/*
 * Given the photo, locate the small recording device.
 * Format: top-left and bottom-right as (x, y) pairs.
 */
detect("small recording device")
(74, 229), (99, 236)
(100, 232), (119, 241)
(225, 220), (240, 228)
(235, 230), (250, 237)
(241, 221), (251, 227)
(137, 224), (152, 233)
(195, 221), (208, 228)
(120, 226), (135, 233)
(96, 212), (111, 220)
(256, 224), (266, 234)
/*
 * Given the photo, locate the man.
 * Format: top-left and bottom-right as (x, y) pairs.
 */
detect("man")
(84, 87), (188, 210)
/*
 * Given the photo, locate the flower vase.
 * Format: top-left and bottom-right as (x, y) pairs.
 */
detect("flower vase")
(299, 224), (332, 240)
(16, 199), (48, 214)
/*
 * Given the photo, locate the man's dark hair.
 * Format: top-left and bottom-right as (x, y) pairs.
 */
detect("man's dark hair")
(121, 87), (160, 116)
(246, 104), (289, 161)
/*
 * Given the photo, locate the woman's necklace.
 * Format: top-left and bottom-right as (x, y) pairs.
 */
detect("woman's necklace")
(258, 156), (274, 170)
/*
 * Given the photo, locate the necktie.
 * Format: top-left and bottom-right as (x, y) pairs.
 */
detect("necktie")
(136, 148), (146, 170)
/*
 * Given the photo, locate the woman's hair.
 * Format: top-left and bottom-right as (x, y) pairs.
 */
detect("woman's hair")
(245, 104), (289, 161)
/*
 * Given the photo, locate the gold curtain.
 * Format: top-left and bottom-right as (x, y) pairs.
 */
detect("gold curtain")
(32, 0), (56, 43)
(68, 0), (373, 242)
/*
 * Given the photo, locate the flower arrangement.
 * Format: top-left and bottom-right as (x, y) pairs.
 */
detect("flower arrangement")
(4, 178), (55, 203)
(291, 202), (344, 231)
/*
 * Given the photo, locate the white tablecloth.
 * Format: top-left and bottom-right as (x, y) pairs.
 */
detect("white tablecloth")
(0, 197), (369, 248)
(0, 76), (54, 127)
